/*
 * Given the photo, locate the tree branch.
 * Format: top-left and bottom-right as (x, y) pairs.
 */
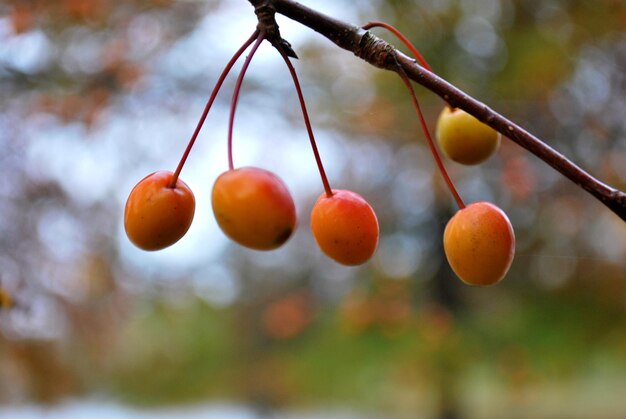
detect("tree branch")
(254, 0), (626, 222)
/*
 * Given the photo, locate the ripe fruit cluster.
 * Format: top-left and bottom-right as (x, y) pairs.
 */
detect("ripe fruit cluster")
(365, 21), (515, 285)
(432, 95), (512, 286)
(431, 105), (513, 286)
(124, 30), (379, 266)
(124, 22), (516, 285)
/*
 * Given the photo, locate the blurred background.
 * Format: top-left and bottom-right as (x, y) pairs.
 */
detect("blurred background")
(0, 0), (625, 417)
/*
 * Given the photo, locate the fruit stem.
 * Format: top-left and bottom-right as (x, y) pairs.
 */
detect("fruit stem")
(274, 43), (333, 198)
(169, 30), (260, 189)
(397, 69), (466, 210)
(227, 31), (266, 171)
(362, 21), (432, 72)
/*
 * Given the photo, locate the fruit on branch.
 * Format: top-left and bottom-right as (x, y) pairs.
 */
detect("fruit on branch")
(212, 167), (296, 250)
(436, 107), (501, 165)
(311, 190), (379, 266)
(393, 44), (512, 284)
(124, 171), (196, 251)
(443, 201), (515, 286)
(213, 35), (298, 251)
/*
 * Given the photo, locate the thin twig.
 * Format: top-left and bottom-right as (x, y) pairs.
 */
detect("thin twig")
(258, 0), (626, 222)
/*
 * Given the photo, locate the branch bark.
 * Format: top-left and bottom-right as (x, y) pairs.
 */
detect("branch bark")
(251, 0), (626, 222)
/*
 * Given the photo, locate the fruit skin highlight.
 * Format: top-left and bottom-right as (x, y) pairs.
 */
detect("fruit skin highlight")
(443, 201), (515, 286)
(311, 190), (379, 266)
(212, 167), (296, 250)
(124, 171), (196, 251)
(436, 107), (501, 165)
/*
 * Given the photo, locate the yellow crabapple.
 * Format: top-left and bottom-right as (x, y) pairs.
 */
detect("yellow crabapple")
(436, 107), (501, 165)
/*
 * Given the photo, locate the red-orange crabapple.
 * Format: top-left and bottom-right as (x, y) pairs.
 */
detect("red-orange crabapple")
(212, 167), (297, 251)
(310, 190), (379, 266)
(124, 171), (195, 251)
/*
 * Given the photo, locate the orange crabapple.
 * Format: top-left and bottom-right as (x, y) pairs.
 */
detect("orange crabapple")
(310, 189), (379, 266)
(124, 171), (195, 251)
(443, 201), (515, 286)
(211, 167), (296, 250)
(436, 106), (501, 165)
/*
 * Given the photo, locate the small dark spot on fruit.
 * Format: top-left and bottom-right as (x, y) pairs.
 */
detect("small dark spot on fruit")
(274, 227), (293, 245)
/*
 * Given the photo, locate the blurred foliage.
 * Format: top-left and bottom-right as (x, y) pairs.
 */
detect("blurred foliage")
(0, 0), (626, 417)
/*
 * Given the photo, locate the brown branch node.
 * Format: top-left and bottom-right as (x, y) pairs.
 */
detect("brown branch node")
(249, 0), (297, 58)
(354, 31), (397, 70)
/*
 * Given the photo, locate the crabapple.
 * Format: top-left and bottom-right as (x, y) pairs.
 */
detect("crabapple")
(436, 107), (501, 165)
(212, 167), (296, 250)
(311, 190), (379, 266)
(443, 201), (515, 286)
(124, 171), (195, 251)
